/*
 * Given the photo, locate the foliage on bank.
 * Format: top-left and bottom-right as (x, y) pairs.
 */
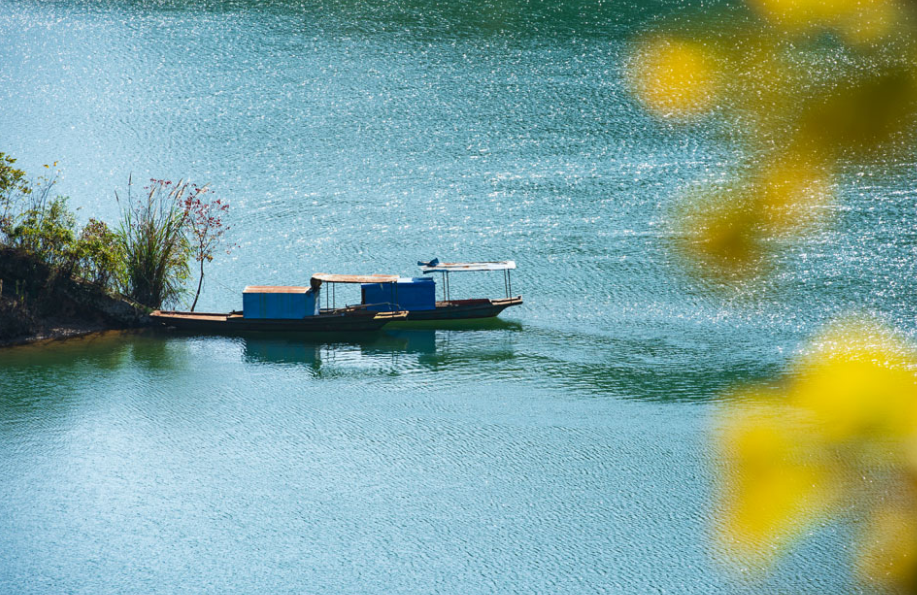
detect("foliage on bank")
(0, 153), (231, 314)
(0, 154), (125, 296)
(0, 153), (232, 342)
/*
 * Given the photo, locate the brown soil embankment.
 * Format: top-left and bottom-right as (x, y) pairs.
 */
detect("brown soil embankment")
(0, 247), (149, 347)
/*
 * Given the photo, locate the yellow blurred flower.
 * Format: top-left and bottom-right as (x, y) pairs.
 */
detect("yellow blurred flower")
(858, 496), (917, 590)
(839, 0), (901, 45)
(798, 65), (917, 161)
(672, 187), (764, 281)
(793, 318), (917, 443)
(629, 36), (720, 119)
(715, 316), (917, 585)
(755, 152), (832, 236)
(670, 154), (831, 281)
(747, 0), (826, 29)
(628, 0), (917, 590)
(716, 400), (835, 563)
(749, 0), (899, 42)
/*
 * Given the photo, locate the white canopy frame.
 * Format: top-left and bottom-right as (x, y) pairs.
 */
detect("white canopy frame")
(418, 261), (516, 301)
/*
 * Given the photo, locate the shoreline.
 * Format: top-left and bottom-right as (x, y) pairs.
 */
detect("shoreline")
(0, 321), (113, 349)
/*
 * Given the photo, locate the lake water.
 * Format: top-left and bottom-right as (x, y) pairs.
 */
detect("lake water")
(2, 1), (914, 593)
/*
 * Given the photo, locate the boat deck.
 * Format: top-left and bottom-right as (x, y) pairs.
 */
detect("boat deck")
(150, 309), (408, 333)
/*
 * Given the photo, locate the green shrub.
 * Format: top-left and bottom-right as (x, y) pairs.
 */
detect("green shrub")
(7, 195), (77, 269)
(0, 157), (79, 271)
(74, 218), (124, 288)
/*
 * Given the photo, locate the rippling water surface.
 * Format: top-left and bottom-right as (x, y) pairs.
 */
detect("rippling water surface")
(2, 0), (915, 593)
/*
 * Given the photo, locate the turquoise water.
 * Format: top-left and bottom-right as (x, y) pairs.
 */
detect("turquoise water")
(1, 0), (914, 592)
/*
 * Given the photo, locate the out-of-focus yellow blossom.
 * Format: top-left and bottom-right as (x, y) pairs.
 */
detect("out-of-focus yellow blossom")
(858, 496), (917, 590)
(793, 319), (917, 443)
(799, 65), (917, 160)
(747, 0), (826, 29)
(673, 154), (831, 282)
(755, 152), (832, 235)
(630, 1), (917, 281)
(629, 0), (917, 591)
(673, 188), (763, 281)
(749, 0), (900, 43)
(715, 317), (917, 587)
(795, 358), (917, 441)
(716, 400), (835, 563)
(629, 36), (720, 119)
(841, 0), (901, 45)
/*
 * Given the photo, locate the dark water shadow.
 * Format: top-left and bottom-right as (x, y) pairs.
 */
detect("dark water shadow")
(237, 326), (526, 380)
(0, 330), (144, 428)
(514, 326), (786, 403)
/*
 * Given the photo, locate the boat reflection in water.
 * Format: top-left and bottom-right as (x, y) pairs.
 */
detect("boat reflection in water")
(240, 329), (438, 373)
(241, 335), (327, 370)
(240, 321), (521, 376)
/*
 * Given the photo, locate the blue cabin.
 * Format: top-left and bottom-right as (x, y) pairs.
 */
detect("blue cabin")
(361, 277), (435, 312)
(242, 286), (320, 319)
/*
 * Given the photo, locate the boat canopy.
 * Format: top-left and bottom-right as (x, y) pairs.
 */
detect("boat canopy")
(418, 260), (516, 273)
(311, 273), (399, 285)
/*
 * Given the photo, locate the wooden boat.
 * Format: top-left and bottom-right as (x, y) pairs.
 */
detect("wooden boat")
(151, 274), (409, 333)
(413, 260), (522, 321)
(359, 260), (523, 322)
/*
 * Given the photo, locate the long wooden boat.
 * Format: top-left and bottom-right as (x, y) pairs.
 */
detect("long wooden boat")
(150, 308), (408, 333)
(151, 275), (410, 334)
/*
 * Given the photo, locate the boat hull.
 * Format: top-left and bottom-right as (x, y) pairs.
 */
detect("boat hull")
(402, 296), (522, 321)
(150, 310), (407, 333)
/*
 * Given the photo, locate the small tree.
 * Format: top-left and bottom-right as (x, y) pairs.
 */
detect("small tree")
(116, 178), (192, 309)
(0, 159), (71, 263)
(0, 153), (29, 239)
(8, 195), (77, 267)
(181, 184), (231, 312)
